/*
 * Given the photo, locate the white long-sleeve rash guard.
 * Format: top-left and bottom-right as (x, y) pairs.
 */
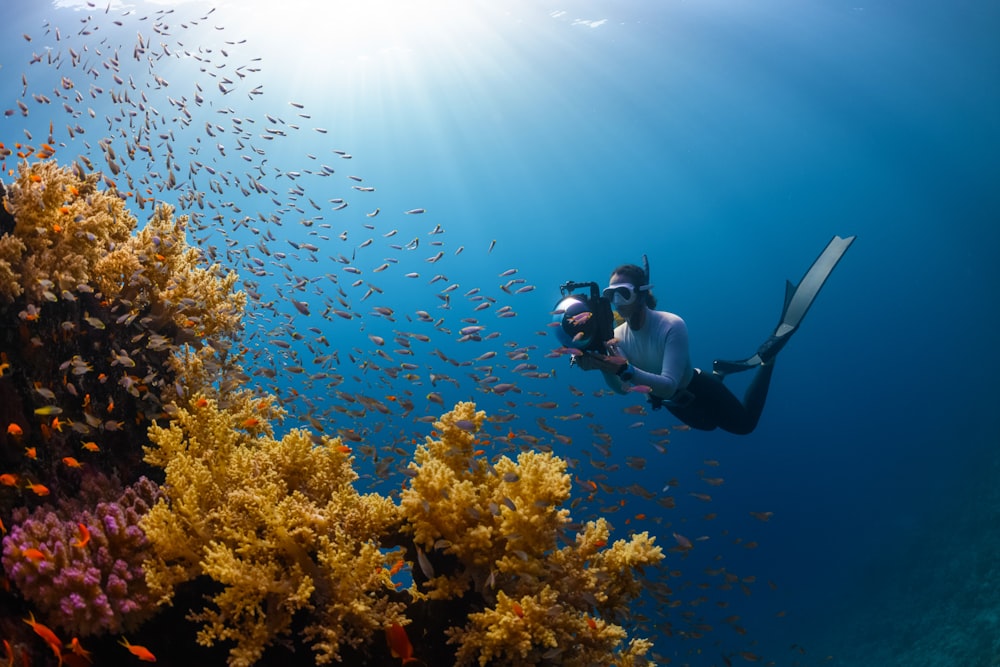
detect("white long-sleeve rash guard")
(602, 309), (695, 400)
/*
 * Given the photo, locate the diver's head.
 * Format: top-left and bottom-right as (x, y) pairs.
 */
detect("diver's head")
(605, 263), (656, 316)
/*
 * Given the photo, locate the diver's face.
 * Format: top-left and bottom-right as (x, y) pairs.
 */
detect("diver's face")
(607, 272), (642, 317)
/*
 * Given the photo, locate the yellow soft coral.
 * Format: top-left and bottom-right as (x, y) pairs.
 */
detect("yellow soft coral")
(401, 402), (571, 570)
(142, 392), (404, 666)
(0, 160), (243, 346)
(93, 203), (245, 342)
(1, 160), (134, 302)
(400, 402), (664, 666)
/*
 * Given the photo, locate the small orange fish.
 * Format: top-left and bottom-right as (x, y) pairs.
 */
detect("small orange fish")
(24, 612), (62, 665)
(6, 423), (22, 436)
(51, 417), (64, 432)
(119, 638), (156, 662)
(511, 601), (524, 618)
(24, 447), (37, 460)
(66, 636), (92, 661)
(23, 548), (46, 562)
(242, 417), (260, 428)
(72, 523), (90, 549)
(81, 442), (100, 452)
(388, 558), (405, 577)
(0, 473), (18, 486)
(62, 457), (83, 469)
(26, 481), (49, 496)
(385, 623), (419, 665)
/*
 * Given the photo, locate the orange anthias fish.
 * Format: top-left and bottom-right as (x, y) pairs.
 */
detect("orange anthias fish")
(72, 523), (90, 549)
(26, 481), (50, 496)
(24, 611), (63, 666)
(65, 637), (92, 662)
(119, 638), (156, 662)
(6, 423), (22, 436)
(23, 548), (46, 562)
(385, 623), (420, 665)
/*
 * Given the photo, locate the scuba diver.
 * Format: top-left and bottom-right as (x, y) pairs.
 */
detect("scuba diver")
(567, 236), (855, 434)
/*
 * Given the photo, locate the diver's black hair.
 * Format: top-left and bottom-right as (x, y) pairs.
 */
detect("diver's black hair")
(609, 262), (657, 309)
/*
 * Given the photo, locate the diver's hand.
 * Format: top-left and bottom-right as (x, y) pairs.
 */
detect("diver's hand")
(576, 351), (626, 374)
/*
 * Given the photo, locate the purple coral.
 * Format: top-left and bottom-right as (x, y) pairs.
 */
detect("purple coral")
(2, 477), (163, 636)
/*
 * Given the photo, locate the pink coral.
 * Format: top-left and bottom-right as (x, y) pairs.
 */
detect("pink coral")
(1, 477), (162, 636)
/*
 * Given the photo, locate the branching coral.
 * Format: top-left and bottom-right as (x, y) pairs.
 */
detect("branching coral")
(0, 159), (244, 344)
(139, 397), (664, 666)
(1, 477), (162, 636)
(0, 158), (248, 511)
(92, 202), (245, 343)
(0, 160), (133, 303)
(400, 401), (664, 667)
(141, 391), (404, 667)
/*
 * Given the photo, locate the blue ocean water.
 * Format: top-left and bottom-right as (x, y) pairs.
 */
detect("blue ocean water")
(2, 0), (998, 665)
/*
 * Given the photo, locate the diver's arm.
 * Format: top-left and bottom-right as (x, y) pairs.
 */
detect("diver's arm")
(619, 318), (690, 399)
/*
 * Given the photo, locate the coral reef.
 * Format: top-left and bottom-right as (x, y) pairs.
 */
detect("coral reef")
(2, 160), (666, 665)
(1, 477), (162, 636)
(401, 402), (663, 666)
(0, 159), (247, 491)
(92, 201), (245, 344)
(0, 160), (245, 340)
(0, 159), (249, 656)
(142, 399), (664, 666)
(141, 392), (404, 667)
(0, 160), (133, 304)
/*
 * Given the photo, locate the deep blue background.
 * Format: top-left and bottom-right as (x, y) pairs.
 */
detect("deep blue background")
(3, 0), (999, 664)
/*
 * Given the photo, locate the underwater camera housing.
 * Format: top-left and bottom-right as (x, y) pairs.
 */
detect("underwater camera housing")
(552, 281), (615, 354)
